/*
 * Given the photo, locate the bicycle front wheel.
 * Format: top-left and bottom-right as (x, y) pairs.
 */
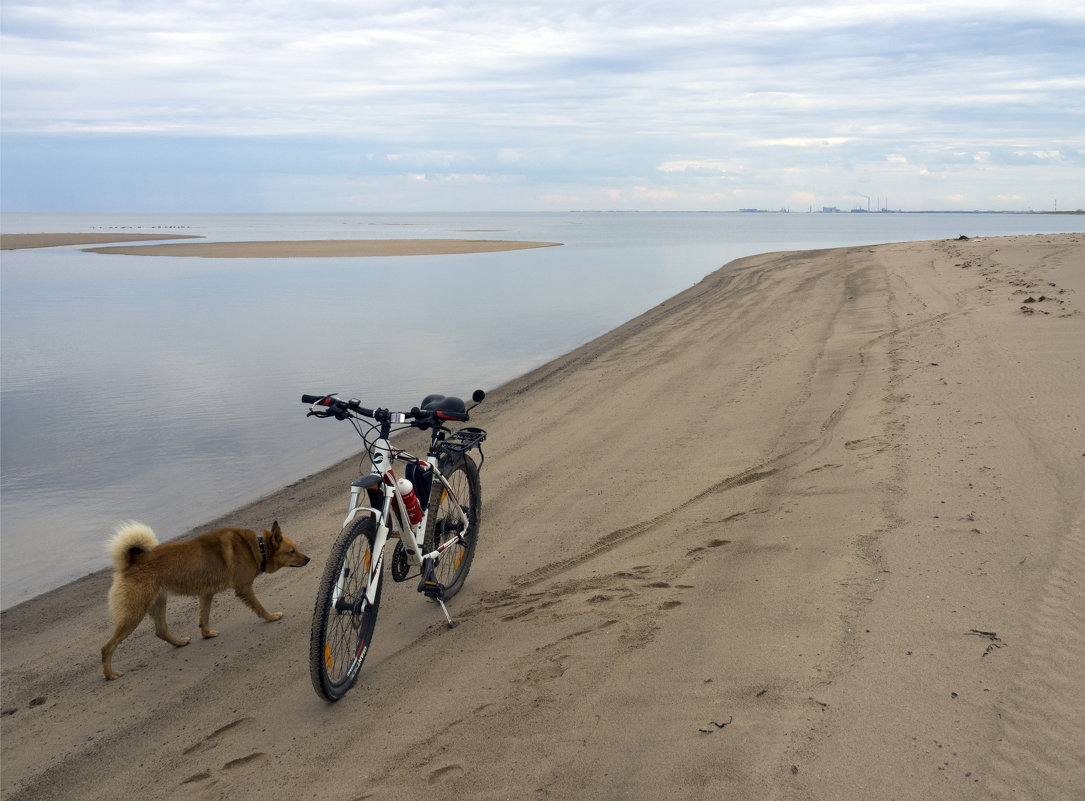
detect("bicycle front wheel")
(422, 453), (481, 599)
(309, 516), (382, 702)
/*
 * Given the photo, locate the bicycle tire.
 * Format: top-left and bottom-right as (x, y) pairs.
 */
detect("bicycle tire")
(422, 453), (481, 599)
(309, 515), (382, 702)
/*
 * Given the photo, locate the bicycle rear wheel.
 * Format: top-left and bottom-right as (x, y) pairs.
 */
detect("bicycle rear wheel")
(309, 516), (382, 702)
(422, 453), (481, 599)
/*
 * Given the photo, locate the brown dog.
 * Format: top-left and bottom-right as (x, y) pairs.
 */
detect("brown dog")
(101, 520), (309, 680)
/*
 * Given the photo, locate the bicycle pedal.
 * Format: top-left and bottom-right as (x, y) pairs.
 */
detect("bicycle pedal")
(417, 558), (446, 599)
(421, 581), (446, 600)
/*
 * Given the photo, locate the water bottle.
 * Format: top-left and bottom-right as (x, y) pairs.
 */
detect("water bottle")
(396, 477), (423, 525)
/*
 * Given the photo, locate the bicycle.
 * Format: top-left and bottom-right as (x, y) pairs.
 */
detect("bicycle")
(299, 390), (486, 702)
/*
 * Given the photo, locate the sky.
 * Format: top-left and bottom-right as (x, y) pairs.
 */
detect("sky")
(2, 0), (1083, 213)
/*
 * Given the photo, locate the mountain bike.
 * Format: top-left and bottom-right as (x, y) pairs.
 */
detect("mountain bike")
(300, 389), (486, 702)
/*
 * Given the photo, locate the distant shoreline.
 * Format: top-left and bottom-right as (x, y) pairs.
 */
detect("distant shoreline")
(569, 209), (1084, 215)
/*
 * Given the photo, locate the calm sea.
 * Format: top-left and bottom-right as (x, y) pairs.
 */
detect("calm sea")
(2, 211), (1081, 608)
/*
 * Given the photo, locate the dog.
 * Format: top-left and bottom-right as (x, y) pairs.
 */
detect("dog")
(101, 520), (309, 680)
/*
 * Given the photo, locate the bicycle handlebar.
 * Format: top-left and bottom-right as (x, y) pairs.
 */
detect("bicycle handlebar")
(301, 394), (373, 420)
(301, 390), (485, 425)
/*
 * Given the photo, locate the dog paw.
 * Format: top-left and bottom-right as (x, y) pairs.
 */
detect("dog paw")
(104, 671), (122, 680)
(200, 630), (218, 639)
(266, 612), (283, 622)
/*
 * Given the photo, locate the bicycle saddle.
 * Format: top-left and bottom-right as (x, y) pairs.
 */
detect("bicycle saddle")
(420, 394), (466, 415)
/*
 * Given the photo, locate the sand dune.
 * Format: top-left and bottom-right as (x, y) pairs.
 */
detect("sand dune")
(2, 233), (1082, 800)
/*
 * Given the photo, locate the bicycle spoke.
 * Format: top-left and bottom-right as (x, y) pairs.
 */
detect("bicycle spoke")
(309, 517), (382, 701)
(422, 455), (481, 599)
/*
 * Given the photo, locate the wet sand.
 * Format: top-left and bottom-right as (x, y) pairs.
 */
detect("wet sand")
(82, 239), (562, 257)
(1, 233), (202, 249)
(0, 232), (561, 257)
(2, 233), (1083, 800)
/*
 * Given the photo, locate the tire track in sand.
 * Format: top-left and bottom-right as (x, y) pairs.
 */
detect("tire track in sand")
(501, 254), (941, 595)
(502, 462), (781, 593)
(982, 501), (1085, 800)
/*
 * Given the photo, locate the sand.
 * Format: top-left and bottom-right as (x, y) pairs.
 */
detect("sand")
(3, 235), (563, 259)
(1, 234), (560, 257)
(2, 233), (1082, 801)
(1, 233), (202, 249)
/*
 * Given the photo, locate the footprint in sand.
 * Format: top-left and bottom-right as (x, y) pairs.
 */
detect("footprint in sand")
(180, 752), (268, 787)
(182, 716), (254, 755)
(428, 764), (465, 784)
(222, 752), (268, 770)
(687, 538), (731, 557)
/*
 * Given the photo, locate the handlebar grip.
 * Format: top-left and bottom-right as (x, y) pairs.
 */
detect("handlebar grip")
(301, 394), (324, 404)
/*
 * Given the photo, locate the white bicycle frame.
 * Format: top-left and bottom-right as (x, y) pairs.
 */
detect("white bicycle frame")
(336, 422), (470, 623)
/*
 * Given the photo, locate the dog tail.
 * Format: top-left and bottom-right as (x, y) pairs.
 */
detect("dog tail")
(107, 522), (159, 570)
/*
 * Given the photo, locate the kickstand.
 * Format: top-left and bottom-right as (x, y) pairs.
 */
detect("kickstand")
(419, 557), (456, 628)
(435, 597), (456, 629)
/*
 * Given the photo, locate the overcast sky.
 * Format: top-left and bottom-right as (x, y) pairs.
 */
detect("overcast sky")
(2, 0), (1083, 213)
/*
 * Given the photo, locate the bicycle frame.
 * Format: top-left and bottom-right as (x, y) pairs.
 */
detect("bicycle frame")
(339, 429), (470, 613)
(304, 389), (485, 700)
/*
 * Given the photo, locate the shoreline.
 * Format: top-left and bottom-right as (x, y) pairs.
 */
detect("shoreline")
(3, 233), (1083, 800)
(1, 232), (562, 256)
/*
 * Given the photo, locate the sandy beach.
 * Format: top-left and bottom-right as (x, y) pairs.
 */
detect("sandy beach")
(2, 232), (1082, 800)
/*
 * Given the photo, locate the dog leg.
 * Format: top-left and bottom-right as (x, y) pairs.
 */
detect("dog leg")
(234, 584), (283, 622)
(149, 592), (191, 647)
(102, 617), (142, 680)
(198, 592), (220, 638)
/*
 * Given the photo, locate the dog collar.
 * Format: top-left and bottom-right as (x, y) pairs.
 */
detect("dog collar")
(257, 535), (267, 572)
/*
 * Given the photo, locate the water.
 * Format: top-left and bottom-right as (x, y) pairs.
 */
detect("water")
(2, 211), (1081, 608)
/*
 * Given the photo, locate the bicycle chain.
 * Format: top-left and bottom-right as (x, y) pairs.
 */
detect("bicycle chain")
(391, 540), (410, 582)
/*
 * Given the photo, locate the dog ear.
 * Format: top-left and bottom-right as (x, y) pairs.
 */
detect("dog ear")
(268, 521), (283, 547)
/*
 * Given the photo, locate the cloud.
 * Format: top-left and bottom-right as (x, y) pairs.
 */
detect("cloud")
(604, 186), (678, 203)
(2, 0), (1083, 211)
(754, 138), (854, 148)
(633, 186), (677, 200)
(657, 160), (730, 173)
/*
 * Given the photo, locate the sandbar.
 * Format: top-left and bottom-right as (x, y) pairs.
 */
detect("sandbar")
(84, 238), (562, 257)
(2, 233), (561, 257)
(1, 233), (201, 249)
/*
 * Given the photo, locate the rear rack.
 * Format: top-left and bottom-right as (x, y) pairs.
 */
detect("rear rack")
(441, 427), (487, 465)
